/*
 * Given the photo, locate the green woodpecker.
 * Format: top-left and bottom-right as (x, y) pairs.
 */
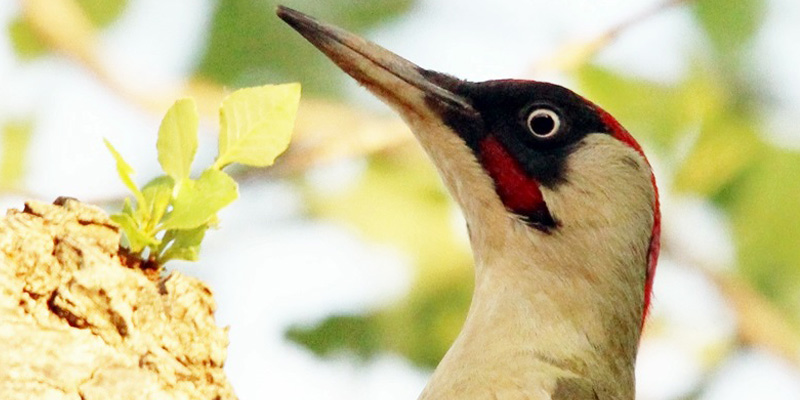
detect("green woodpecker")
(278, 6), (660, 400)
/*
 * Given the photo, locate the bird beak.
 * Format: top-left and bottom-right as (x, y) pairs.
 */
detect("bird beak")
(276, 6), (479, 125)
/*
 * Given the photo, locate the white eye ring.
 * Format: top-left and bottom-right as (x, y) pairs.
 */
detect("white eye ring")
(526, 108), (561, 138)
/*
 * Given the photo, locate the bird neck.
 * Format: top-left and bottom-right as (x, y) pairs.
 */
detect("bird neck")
(419, 217), (642, 400)
(405, 122), (649, 399)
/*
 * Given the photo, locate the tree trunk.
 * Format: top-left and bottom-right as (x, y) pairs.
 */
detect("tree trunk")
(0, 198), (235, 400)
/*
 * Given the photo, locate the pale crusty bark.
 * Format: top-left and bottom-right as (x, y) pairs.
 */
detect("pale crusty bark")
(0, 198), (235, 400)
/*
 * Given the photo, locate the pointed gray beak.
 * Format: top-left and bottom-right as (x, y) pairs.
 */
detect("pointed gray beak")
(276, 6), (478, 120)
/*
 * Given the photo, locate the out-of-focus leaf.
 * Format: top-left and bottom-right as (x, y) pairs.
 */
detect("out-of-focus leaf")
(215, 83), (300, 169)
(288, 269), (472, 368)
(157, 98), (198, 183)
(120, 196), (135, 216)
(576, 65), (720, 151)
(0, 120), (33, 189)
(21, 0), (98, 64)
(75, 0), (128, 28)
(158, 226), (207, 262)
(673, 115), (764, 196)
(195, 0), (413, 94)
(384, 272), (472, 367)
(287, 315), (382, 361)
(307, 0), (414, 30)
(694, 0), (765, 56)
(160, 169), (238, 230)
(7, 17), (47, 59)
(290, 151), (473, 367)
(722, 150), (800, 322)
(140, 176), (174, 233)
(308, 153), (467, 273)
(104, 139), (146, 214)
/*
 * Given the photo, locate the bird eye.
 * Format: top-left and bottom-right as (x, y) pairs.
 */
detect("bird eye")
(526, 108), (560, 138)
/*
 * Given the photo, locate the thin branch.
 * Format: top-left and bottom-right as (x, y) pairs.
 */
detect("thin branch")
(709, 271), (800, 363)
(529, 0), (695, 76)
(662, 237), (800, 368)
(19, 0), (172, 113)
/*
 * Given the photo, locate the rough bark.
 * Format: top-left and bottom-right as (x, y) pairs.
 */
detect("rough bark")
(0, 198), (235, 400)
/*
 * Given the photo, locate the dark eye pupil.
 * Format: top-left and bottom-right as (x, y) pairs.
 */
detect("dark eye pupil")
(530, 114), (555, 135)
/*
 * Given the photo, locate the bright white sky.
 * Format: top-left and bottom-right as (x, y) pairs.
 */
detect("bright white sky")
(1, 1), (799, 399)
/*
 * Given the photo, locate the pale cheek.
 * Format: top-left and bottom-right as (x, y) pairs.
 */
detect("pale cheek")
(554, 176), (651, 226)
(542, 139), (655, 255)
(556, 137), (651, 211)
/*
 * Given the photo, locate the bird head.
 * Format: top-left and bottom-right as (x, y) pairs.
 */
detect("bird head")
(278, 6), (660, 397)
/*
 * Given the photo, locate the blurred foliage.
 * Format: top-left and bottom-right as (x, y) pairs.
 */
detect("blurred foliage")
(292, 150), (473, 367)
(724, 151), (800, 315)
(7, 0), (127, 60)
(693, 0), (765, 59)
(0, 121), (33, 190)
(287, 315), (382, 361)
(196, 0), (414, 95)
(7, 17), (46, 59)
(576, 64), (719, 150)
(74, 0), (128, 28)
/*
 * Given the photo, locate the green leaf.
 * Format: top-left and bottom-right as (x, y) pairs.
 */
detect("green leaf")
(287, 274), (472, 368)
(673, 114), (764, 196)
(724, 150), (800, 319)
(160, 168), (238, 230)
(214, 83), (300, 169)
(286, 315), (382, 361)
(157, 98), (198, 183)
(694, 0), (765, 56)
(576, 64), (722, 152)
(0, 120), (34, 189)
(140, 175), (175, 233)
(104, 139), (146, 212)
(7, 17), (48, 59)
(158, 226), (207, 262)
(121, 196), (135, 216)
(576, 65), (683, 150)
(75, 0), (128, 28)
(111, 204), (157, 253)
